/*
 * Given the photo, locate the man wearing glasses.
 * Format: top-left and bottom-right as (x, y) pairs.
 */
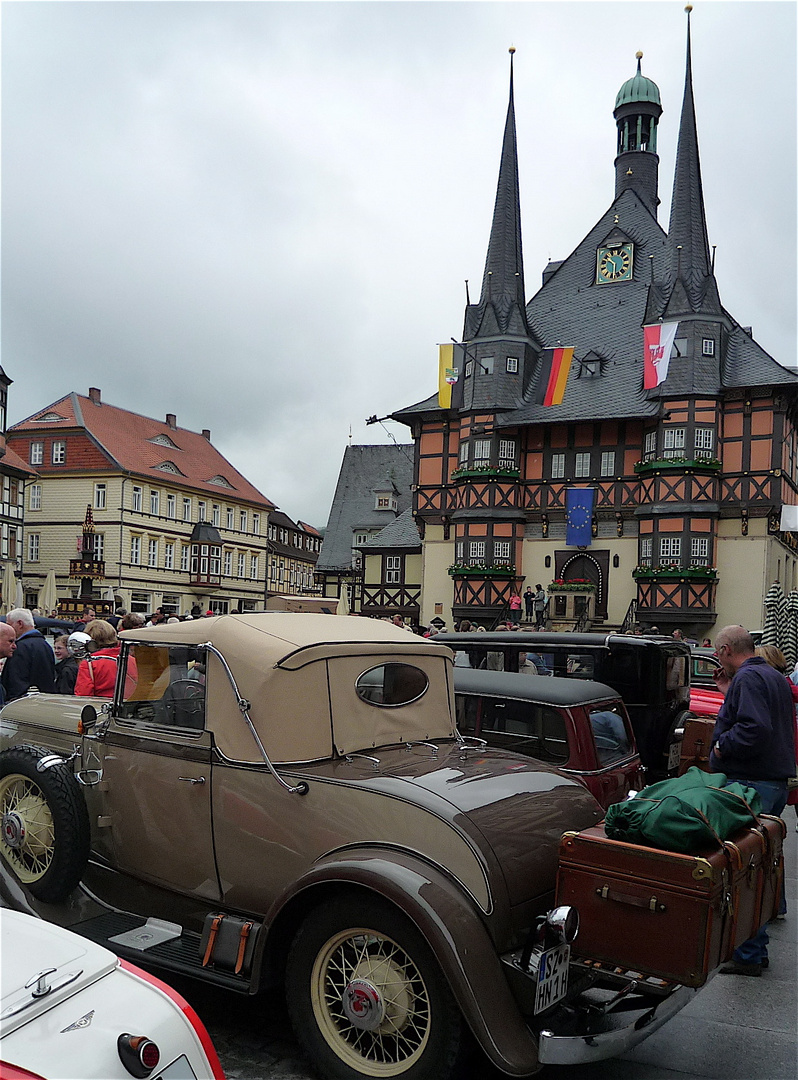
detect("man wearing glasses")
(710, 625), (796, 976)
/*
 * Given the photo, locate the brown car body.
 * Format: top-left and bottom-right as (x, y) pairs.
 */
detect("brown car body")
(0, 614), (703, 1079)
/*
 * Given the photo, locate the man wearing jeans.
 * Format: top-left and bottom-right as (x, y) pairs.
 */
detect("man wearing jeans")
(710, 625), (796, 976)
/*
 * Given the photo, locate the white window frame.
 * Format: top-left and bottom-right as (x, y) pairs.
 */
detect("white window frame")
(493, 539), (511, 562)
(506, 357), (519, 373)
(29, 484), (42, 511)
(237, 553), (246, 578)
(240, 510), (247, 532)
(94, 483), (107, 510)
(663, 428), (686, 458)
(224, 550), (232, 577)
(198, 501), (206, 522)
(640, 537), (653, 564)
(691, 536), (710, 562)
(250, 555), (258, 580)
(27, 533), (40, 562)
(166, 493), (176, 518)
(644, 431), (657, 458)
(253, 513), (260, 535)
(183, 497), (192, 522)
(148, 539), (158, 567)
(465, 360), (474, 378)
(385, 555), (401, 584)
(459, 440), (469, 464)
(150, 490), (160, 516)
(455, 540), (464, 561)
(694, 428), (714, 457)
(164, 542), (174, 570)
(132, 486), (143, 512)
(551, 453), (566, 479)
(92, 533), (104, 561)
(659, 536), (681, 562)
(702, 338), (715, 356)
(30, 442), (43, 466)
(575, 452), (591, 478)
(226, 507), (234, 530)
(52, 441), (66, 465)
(468, 540), (485, 562)
(498, 439), (516, 468)
(130, 535), (141, 565)
(181, 544), (190, 572)
(473, 439), (491, 466)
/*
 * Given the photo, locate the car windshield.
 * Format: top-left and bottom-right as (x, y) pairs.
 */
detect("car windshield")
(455, 694), (569, 765)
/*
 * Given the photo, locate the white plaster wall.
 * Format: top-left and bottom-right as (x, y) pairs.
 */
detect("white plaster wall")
(419, 524), (454, 629)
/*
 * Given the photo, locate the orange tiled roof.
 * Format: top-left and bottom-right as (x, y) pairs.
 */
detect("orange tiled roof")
(10, 391), (274, 508)
(0, 442), (38, 478)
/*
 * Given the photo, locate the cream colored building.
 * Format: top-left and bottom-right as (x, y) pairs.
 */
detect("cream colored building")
(9, 389), (275, 616)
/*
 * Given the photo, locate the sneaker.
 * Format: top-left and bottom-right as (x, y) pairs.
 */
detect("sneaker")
(719, 960), (762, 977)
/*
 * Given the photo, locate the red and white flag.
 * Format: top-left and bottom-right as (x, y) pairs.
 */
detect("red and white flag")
(643, 322), (679, 389)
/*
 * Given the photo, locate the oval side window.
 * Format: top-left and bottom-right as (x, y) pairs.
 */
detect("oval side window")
(355, 664), (429, 707)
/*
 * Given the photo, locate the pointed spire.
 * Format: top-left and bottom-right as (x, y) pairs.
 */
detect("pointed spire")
(663, 5), (721, 314)
(476, 47), (527, 326)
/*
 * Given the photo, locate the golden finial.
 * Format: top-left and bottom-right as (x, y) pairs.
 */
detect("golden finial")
(635, 50), (643, 60)
(685, 5), (693, 12)
(509, 46), (516, 54)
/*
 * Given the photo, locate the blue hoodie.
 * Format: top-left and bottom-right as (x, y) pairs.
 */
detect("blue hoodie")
(710, 656), (796, 781)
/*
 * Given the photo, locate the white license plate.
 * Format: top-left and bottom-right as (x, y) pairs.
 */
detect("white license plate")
(667, 741), (681, 772)
(534, 942), (570, 1013)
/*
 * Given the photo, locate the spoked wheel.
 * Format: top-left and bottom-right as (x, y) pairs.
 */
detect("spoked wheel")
(0, 744), (90, 902)
(286, 897), (466, 1080)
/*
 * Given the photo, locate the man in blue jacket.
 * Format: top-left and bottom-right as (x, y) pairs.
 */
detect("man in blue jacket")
(1, 608), (56, 700)
(710, 624), (796, 976)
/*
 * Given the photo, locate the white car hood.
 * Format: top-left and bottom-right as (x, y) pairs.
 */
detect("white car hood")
(0, 910), (117, 1035)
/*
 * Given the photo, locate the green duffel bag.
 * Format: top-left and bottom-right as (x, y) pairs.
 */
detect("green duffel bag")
(604, 767), (762, 853)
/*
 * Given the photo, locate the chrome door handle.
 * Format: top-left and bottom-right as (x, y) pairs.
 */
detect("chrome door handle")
(178, 776), (206, 785)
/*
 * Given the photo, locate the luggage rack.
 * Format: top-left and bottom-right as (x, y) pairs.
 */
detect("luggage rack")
(571, 957), (678, 998)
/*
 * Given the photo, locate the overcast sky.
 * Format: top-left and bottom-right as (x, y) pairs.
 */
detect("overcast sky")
(3, 0), (795, 528)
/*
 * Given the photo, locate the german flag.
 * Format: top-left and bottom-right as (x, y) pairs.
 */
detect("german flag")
(534, 347), (574, 406)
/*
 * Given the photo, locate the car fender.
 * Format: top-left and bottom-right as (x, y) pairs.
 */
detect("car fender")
(266, 845), (541, 1077)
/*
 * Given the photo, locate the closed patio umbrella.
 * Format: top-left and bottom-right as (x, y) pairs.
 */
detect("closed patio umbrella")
(761, 581), (783, 648)
(783, 590), (798, 671)
(336, 585), (350, 616)
(38, 569), (59, 615)
(0, 562), (15, 616)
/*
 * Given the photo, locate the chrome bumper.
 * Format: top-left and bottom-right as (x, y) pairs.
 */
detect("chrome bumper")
(537, 981), (696, 1065)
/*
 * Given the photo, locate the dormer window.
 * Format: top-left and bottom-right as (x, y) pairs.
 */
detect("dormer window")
(375, 494), (397, 511)
(506, 357), (519, 373)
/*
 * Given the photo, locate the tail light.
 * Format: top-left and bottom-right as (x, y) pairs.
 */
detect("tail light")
(117, 1034), (160, 1078)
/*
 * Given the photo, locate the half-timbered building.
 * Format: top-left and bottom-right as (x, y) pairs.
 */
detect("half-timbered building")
(392, 19), (798, 635)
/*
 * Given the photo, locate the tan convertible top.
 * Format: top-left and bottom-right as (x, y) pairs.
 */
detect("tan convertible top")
(120, 613), (456, 762)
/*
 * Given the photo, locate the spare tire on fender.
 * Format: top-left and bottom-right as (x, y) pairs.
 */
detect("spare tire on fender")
(0, 743), (90, 903)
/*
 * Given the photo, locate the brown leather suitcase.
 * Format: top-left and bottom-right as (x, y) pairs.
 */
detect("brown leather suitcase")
(677, 717), (715, 775)
(757, 814), (786, 925)
(556, 822), (776, 987)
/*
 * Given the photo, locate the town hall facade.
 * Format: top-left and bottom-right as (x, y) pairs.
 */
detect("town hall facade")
(392, 15), (798, 636)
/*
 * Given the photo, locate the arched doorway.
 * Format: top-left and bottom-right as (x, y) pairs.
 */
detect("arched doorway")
(555, 550), (609, 620)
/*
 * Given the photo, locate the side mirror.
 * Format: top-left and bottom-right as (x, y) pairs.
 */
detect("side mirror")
(79, 704), (98, 735)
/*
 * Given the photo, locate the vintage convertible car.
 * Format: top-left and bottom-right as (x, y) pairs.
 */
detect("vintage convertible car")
(0, 614), (705, 1079)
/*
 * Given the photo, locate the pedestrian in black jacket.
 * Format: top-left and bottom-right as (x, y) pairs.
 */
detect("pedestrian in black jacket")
(53, 634), (78, 694)
(2, 609), (56, 699)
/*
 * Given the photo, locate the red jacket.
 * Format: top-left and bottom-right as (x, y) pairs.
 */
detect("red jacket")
(74, 647), (137, 699)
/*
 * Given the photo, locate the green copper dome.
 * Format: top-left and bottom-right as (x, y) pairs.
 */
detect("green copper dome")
(615, 55), (661, 108)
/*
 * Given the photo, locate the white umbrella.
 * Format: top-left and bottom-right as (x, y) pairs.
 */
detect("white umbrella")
(14, 579), (24, 609)
(336, 584), (350, 616)
(38, 569), (59, 614)
(104, 586), (116, 602)
(0, 562), (15, 616)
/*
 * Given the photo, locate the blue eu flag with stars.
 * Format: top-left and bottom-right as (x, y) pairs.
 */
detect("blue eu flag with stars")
(566, 488), (595, 547)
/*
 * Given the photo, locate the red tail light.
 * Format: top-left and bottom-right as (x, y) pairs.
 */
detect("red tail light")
(117, 1034), (160, 1078)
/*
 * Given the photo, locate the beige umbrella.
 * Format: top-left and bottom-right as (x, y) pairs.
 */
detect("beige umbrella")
(14, 579), (24, 609)
(1, 562), (16, 616)
(336, 584), (350, 616)
(38, 569), (59, 614)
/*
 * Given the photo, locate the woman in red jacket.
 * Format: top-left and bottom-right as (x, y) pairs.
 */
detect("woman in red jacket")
(74, 620), (136, 698)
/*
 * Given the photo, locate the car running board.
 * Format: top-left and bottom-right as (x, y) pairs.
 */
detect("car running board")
(72, 911), (257, 994)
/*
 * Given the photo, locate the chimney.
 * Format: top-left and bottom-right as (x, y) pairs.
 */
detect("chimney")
(202, 429), (211, 441)
(166, 413), (177, 429)
(88, 387), (101, 405)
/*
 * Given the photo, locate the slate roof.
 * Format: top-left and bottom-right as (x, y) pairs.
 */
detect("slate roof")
(10, 391), (274, 507)
(317, 445), (414, 572)
(360, 509), (421, 551)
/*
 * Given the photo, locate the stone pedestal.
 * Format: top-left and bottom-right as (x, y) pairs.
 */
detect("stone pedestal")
(549, 589), (595, 631)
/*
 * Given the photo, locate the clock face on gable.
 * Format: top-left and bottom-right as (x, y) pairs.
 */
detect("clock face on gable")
(596, 242), (634, 284)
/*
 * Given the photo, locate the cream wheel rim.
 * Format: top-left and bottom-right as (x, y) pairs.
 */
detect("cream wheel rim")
(309, 928), (431, 1076)
(0, 774), (55, 882)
